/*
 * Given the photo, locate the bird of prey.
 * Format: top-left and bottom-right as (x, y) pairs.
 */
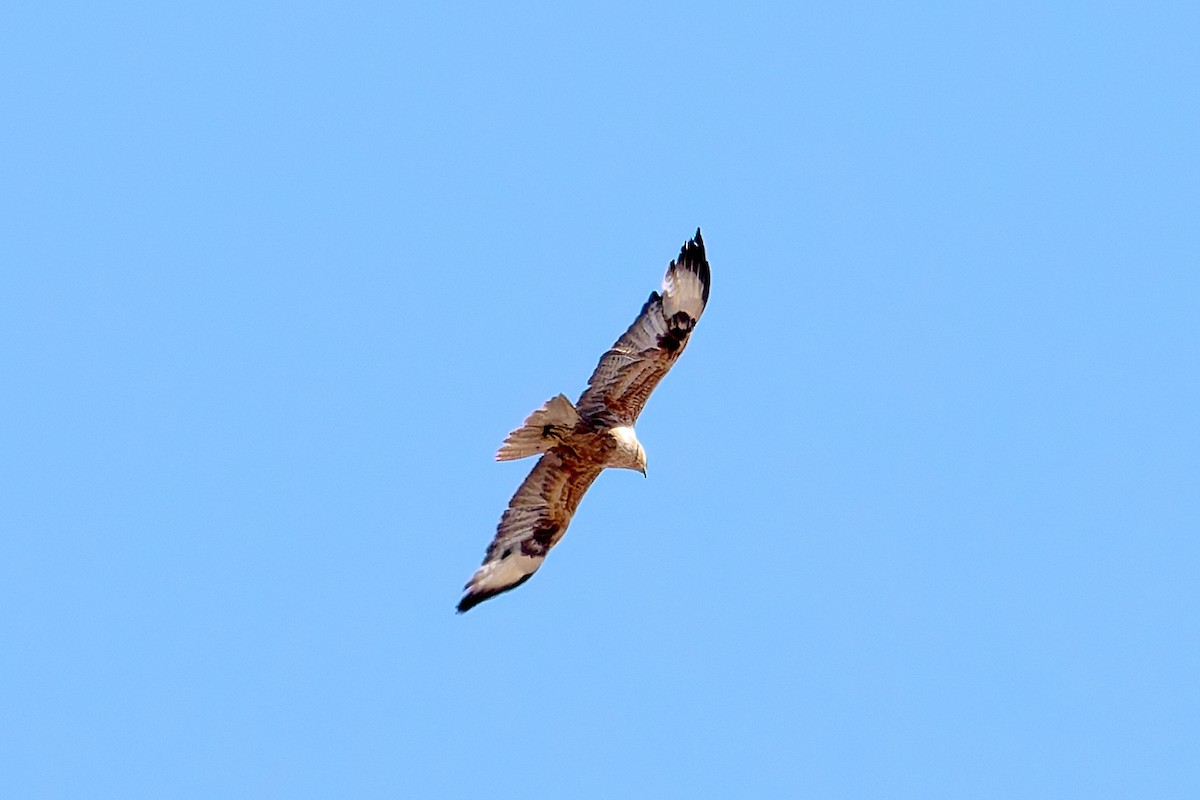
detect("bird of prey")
(457, 229), (711, 613)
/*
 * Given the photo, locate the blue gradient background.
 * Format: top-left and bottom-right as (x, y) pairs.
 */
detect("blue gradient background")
(3, 2), (1198, 797)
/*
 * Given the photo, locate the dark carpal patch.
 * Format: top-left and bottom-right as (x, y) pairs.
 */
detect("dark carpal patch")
(658, 311), (696, 352)
(522, 523), (559, 556)
(538, 423), (572, 444)
(659, 329), (688, 352)
(671, 311), (695, 328)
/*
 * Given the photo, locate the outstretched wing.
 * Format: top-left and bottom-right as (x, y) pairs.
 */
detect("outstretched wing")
(457, 450), (603, 613)
(576, 229), (711, 426)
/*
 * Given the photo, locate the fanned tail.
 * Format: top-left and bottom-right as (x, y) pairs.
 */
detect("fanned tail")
(496, 394), (581, 461)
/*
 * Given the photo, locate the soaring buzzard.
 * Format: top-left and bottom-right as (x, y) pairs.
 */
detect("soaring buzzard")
(457, 229), (711, 613)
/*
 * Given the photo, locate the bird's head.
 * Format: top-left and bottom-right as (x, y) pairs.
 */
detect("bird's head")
(611, 425), (648, 477)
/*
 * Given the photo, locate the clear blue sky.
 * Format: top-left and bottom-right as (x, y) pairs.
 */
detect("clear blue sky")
(3, 2), (1198, 797)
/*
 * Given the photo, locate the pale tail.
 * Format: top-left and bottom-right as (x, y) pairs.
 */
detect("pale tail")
(496, 394), (581, 461)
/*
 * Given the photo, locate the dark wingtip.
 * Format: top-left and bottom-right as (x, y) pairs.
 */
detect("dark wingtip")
(456, 589), (493, 614)
(455, 572), (534, 614)
(675, 228), (711, 305)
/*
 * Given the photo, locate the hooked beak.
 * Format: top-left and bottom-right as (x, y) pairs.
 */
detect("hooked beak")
(640, 466), (647, 478)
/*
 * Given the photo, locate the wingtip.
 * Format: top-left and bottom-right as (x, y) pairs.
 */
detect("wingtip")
(455, 596), (476, 614)
(455, 572), (535, 614)
(456, 591), (484, 614)
(677, 229), (707, 262)
(674, 228), (711, 305)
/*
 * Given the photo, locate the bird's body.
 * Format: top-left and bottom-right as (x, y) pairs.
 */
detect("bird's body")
(457, 230), (711, 613)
